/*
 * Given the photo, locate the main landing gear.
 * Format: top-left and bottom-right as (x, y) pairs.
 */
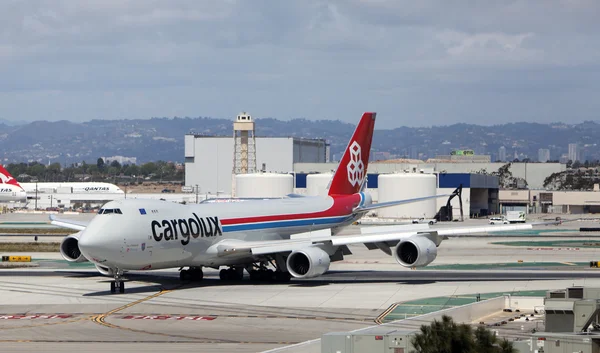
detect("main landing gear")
(110, 269), (125, 294)
(219, 267), (244, 281)
(248, 268), (291, 282)
(179, 267), (204, 282)
(245, 259), (291, 283)
(218, 265), (291, 282)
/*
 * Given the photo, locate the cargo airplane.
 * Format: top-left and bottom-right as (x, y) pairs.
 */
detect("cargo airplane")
(50, 112), (538, 294)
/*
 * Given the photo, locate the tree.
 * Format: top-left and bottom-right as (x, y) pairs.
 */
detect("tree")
(97, 157), (105, 170)
(411, 315), (514, 353)
(491, 163), (514, 188)
(110, 160), (122, 171)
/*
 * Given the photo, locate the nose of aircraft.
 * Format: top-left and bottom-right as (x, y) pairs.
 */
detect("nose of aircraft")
(78, 220), (116, 264)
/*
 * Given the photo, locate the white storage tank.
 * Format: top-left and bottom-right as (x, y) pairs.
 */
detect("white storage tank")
(377, 173), (437, 219)
(235, 173), (293, 198)
(306, 173), (333, 196)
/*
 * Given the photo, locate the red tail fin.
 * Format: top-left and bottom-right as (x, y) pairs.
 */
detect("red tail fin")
(328, 112), (376, 196)
(0, 165), (22, 189)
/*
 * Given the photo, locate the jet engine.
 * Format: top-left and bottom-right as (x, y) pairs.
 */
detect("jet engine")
(59, 232), (88, 263)
(94, 264), (115, 276)
(394, 235), (437, 268)
(286, 247), (331, 279)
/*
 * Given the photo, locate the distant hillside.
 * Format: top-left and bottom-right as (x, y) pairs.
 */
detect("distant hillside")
(1, 117), (599, 164)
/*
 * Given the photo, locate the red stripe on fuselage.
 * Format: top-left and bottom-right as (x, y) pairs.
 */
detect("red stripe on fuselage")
(220, 194), (361, 225)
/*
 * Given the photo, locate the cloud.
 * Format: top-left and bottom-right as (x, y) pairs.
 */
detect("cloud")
(0, 0), (599, 127)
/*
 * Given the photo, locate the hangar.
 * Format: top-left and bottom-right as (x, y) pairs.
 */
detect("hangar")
(294, 172), (499, 220)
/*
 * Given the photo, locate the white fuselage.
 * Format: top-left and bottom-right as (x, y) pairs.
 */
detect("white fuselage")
(0, 184), (27, 203)
(77, 195), (367, 271)
(21, 182), (123, 194)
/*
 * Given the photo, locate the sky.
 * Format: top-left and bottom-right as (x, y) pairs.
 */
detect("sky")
(0, 0), (599, 129)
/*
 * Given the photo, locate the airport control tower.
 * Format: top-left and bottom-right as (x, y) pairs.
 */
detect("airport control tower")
(232, 112), (257, 196)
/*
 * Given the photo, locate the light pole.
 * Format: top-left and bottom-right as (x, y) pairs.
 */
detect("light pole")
(35, 181), (38, 210)
(195, 184), (199, 204)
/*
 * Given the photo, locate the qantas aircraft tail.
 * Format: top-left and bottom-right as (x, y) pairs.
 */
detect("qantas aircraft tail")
(328, 112), (376, 196)
(0, 165), (22, 189)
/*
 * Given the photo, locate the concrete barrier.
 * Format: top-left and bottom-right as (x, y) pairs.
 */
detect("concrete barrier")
(377, 296), (506, 331)
(505, 296), (544, 312)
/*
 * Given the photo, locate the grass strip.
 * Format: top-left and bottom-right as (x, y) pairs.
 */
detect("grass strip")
(0, 242), (60, 252)
(0, 228), (73, 234)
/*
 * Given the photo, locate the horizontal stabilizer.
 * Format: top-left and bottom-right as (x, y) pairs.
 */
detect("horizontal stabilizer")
(354, 194), (450, 212)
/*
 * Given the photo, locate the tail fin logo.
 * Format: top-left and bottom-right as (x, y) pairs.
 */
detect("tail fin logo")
(0, 171), (15, 184)
(347, 141), (364, 187)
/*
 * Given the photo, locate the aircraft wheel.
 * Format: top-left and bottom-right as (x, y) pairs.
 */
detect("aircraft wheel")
(180, 270), (190, 281)
(119, 281), (125, 293)
(110, 281), (116, 294)
(219, 269), (230, 281)
(275, 272), (291, 282)
(192, 269), (203, 281)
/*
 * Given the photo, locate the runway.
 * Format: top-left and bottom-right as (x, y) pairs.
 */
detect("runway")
(3, 220), (600, 352)
(3, 265), (600, 353)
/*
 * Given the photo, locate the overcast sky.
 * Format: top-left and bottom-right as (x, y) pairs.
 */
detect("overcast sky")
(1, 1), (599, 128)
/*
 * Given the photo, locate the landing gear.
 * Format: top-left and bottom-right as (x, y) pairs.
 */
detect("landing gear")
(179, 267), (204, 282)
(247, 259), (292, 283)
(110, 269), (125, 294)
(219, 267), (244, 281)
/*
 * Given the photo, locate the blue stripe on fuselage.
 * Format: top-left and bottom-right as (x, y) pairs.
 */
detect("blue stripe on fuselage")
(222, 216), (351, 232)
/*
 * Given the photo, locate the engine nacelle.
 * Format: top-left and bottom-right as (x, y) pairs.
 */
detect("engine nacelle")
(95, 264), (115, 276)
(59, 232), (88, 263)
(286, 247), (331, 279)
(394, 235), (437, 268)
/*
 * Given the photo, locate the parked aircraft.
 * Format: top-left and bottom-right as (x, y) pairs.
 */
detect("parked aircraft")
(0, 165), (122, 195)
(0, 166), (26, 203)
(50, 112), (538, 294)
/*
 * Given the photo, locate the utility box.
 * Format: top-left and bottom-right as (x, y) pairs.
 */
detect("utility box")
(545, 297), (600, 333)
(322, 329), (416, 353)
(574, 300), (600, 332)
(533, 333), (600, 353)
(545, 299), (576, 332)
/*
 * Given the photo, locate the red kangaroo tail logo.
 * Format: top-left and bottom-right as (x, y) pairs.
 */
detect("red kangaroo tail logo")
(0, 165), (22, 189)
(328, 112), (376, 196)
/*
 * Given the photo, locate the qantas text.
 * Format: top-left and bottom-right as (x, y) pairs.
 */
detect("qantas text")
(151, 214), (223, 245)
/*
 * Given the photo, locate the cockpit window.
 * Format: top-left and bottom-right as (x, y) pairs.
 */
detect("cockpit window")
(98, 208), (122, 215)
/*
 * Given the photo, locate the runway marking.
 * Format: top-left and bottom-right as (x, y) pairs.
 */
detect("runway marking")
(375, 303), (399, 325)
(0, 314), (73, 320)
(90, 287), (284, 343)
(0, 314), (91, 330)
(561, 262), (576, 266)
(88, 285), (368, 344)
(119, 315), (216, 321)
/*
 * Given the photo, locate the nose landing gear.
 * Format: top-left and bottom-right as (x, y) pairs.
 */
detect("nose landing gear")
(110, 269), (125, 294)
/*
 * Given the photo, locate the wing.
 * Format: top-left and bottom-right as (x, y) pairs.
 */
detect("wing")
(49, 214), (89, 231)
(213, 222), (542, 257)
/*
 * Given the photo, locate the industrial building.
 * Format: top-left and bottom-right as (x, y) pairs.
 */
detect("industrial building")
(500, 189), (600, 214)
(532, 286), (600, 353)
(184, 112), (329, 195)
(294, 172), (499, 219)
(294, 161), (565, 190)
